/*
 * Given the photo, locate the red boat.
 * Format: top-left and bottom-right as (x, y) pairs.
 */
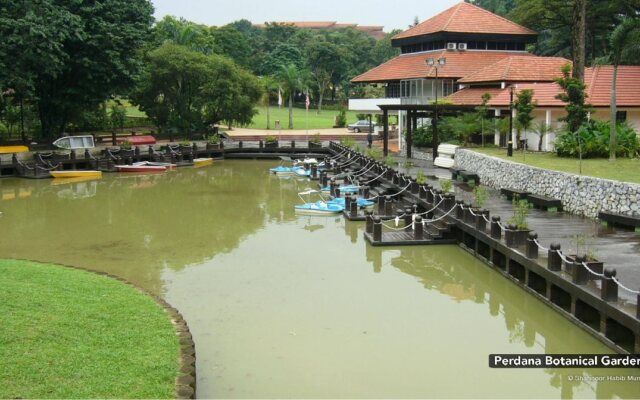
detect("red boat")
(115, 135), (157, 145)
(115, 164), (167, 173)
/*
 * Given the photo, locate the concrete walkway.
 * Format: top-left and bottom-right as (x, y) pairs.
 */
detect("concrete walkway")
(226, 127), (368, 140)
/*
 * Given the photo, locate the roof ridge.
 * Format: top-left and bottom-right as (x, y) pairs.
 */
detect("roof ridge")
(502, 56), (513, 80)
(461, 2), (535, 34)
(443, 2), (464, 31)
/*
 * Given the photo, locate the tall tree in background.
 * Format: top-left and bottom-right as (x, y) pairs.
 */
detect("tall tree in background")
(306, 41), (345, 113)
(607, 17), (640, 161)
(572, 0), (586, 80)
(278, 64), (306, 129)
(555, 64), (591, 133)
(513, 89), (536, 150)
(260, 76), (280, 129)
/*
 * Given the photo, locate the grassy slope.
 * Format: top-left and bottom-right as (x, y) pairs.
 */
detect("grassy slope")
(471, 147), (640, 184)
(247, 106), (360, 130)
(0, 260), (180, 399)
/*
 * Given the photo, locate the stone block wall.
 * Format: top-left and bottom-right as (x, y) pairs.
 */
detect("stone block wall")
(455, 149), (640, 218)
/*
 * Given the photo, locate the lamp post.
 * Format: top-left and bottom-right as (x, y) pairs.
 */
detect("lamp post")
(508, 85), (514, 157)
(427, 57), (446, 159)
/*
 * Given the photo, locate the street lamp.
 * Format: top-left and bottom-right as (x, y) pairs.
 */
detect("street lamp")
(427, 57), (446, 158)
(508, 85), (515, 157)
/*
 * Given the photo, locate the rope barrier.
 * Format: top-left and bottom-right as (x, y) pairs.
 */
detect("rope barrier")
(580, 261), (606, 278)
(612, 277), (640, 295)
(422, 203), (458, 223)
(533, 238), (549, 252)
(415, 198), (445, 216)
(363, 170), (387, 185)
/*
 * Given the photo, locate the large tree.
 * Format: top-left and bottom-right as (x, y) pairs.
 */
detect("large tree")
(306, 41), (345, 113)
(513, 89), (537, 149)
(607, 17), (640, 160)
(131, 44), (261, 137)
(555, 64), (592, 133)
(1, 0), (154, 140)
(278, 64), (306, 129)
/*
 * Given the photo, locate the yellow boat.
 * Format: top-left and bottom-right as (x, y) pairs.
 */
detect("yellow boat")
(50, 170), (102, 179)
(50, 175), (103, 185)
(0, 145), (29, 154)
(194, 158), (214, 167)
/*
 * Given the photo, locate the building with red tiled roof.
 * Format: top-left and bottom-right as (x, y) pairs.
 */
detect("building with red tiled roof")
(348, 1), (640, 153)
(253, 22), (386, 40)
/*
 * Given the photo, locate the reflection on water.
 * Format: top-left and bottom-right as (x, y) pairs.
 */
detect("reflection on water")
(1, 161), (638, 399)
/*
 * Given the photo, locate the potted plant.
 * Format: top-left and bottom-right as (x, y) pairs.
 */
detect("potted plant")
(207, 134), (222, 150)
(308, 133), (322, 148)
(119, 140), (133, 150)
(440, 179), (453, 194)
(416, 171), (427, 185)
(385, 155), (397, 167)
(470, 186), (489, 228)
(264, 135), (278, 148)
(565, 234), (603, 277)
(505, 196), (531, 247)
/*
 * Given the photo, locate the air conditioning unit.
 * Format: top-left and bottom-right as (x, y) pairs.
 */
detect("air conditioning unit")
(447, 42), (457, 50)
(458, 42), (467, 51)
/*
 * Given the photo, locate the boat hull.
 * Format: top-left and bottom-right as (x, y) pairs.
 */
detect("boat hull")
(50, 170), (102, 179)
(194, 158), (214, 167)
(115, 165), (166, 173)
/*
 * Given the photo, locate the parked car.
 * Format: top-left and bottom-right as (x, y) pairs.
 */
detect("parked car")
(347, 120), (376, 133)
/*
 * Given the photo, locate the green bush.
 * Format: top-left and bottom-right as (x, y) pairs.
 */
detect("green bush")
(335, 108), (347, 128)
(555, 120), (639, 158)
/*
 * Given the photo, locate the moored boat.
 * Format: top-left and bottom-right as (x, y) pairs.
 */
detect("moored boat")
(194, 158), (214, 167)
(115, 164), (167, 173)
(294, 189), (345, 215)
(0, 145), (29, 154)
(50, 170), (102, 179)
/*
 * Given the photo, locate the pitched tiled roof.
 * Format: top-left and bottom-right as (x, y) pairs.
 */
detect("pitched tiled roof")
(448, 66), (640, 107)
(457, 56), (571, 83)
(352, 50), (532, 83)
(393, 2), (536, 40)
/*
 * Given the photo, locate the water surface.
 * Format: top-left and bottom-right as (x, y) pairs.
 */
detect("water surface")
(0, 161), (638, 399)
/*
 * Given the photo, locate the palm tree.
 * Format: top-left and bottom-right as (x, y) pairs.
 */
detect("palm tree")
(278, 64), (306, 129)
(260, 76), (279, 130)
(608, 17), (640, 161)
(533, 121), (555, 152)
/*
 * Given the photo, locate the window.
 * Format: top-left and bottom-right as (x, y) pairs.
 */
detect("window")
(616, 111), (627, 122)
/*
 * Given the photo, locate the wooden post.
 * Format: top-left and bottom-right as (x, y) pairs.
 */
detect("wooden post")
(411, 178), (419, 194)
(456, 200), (465, 219)
(345, 194), (353, 211)
(365, 210), (374, 234)
(426, 187), (434, 204)
(476, 210), (489, 232)
(330, 179), (337, 197)
(526, 232), (538, 259)
(291, 140), (295, 148)
(350, 196), (358, 218)
(406, 110), (413, 159)
(383, 109), (389, 157)
(419, 185), (427, 200)
(601, 268), (618, 302)
(403, 207), (413, 229)
(310, 164), (318, 179)
(377, 195), (385, 215)
(414, 215), (424, 240)
(384, 196), (393, 216)
(491, 216), (501, 240)
(572, 255), (588, 285)
(548, 244), (562, 271)
(373, 216), (382, 242)
(505, 224), (518, 248)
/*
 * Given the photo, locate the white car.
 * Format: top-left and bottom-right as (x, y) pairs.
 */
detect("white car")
(347, 120), (376, 133)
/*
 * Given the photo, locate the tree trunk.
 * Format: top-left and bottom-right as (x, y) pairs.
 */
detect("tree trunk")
(288, 93), (293, 129)
(609, 64), (618, 161)
(572, 0), (586, 81)
(20, 96), (26, 144)
(317, 89), (324, 115)
(266, 101), (271, 130)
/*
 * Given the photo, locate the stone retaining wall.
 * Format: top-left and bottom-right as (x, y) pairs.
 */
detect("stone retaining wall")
(455, 149), (640, 218)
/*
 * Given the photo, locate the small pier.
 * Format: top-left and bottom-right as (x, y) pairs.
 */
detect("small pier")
(325, 142), (640, 355)
(599, 211), (640, 232)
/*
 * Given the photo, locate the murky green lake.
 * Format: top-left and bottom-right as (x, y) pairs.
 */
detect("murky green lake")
(1, 160), (638, 399)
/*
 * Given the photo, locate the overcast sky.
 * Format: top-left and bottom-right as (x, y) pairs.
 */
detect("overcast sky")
(151, 0), (462, 32)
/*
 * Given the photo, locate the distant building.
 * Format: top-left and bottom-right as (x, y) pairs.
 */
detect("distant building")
(350, 1), (640, 152)
(254, 21), (386, 40)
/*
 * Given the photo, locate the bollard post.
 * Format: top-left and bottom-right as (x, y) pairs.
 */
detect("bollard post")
(365, 210), (374, 234)
(330, 179), (337, 197)
(259, 140), (263, 149)
(411, 179), (419, 194)
(361, 186), (370, 199)
(404, 207), (413, 229)
(373, 216), (382, 242)
(456, 200), (465, 219)
(548, 243), (562, 271)
(345, 195), (353, 211)
(526, 232), (539, 259)
(311, 164), (318, 179)
(505, 224), (518, 248)
(384, 196), (393, 216)
(476, 210), (489, 232)
(335, 188), (341, 198)
(392, 173), (399, 185)
(491, 216), (502, 240)
(443, 193), (455, 212)
(239, 141), (243, 149)
(291, 140), (295, 148)
(426, 187), (434, 204)
(601, 268), (618, 302)
(419, 185), (427, 200)
(321, 172), (328, 187)
(349, 196), (358, 218)
(414, 216), (424, 240)
(377, 195), (385, 215)
(572, 256), (588, 285)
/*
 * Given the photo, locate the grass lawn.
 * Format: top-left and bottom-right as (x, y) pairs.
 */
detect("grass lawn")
(247, 106), (360, 130)
(0, 260), (180, 399)
(471, 147), (640, 184)
(107, 98), (147, 118)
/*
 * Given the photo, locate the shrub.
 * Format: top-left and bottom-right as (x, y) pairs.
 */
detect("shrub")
(555, 120), (639, 158)
(440, 179), (453, 193)
(335, 108), (347, 128)
(310, 132), (321, 145)
(507, 196), (530, 230)
(264, 135), (278, 144)
(366, 147), (383, 160)
(473, 186), (488, 208)
(340, 136), (355, 148)
(416, 170), (427, 184)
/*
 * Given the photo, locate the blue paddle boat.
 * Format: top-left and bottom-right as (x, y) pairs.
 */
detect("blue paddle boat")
(295, 189), (345, 215)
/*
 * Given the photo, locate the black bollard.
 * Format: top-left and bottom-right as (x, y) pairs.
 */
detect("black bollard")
(259, 140), (263, 149)
(349, 196), (358, 218)
(548, 243), (562, 271)
(239, 141), (243, 149)
(426, 187), (434, 204)
(419, 185), (427, 200)
(526, 232), (539, 259)
(476, 210), (489, 232)
(601, 268), (618, 302)
(411, 179), (419, 194)
(505, 224), (518, 248)
(311, 164), (318, 179)
(361, 186), (370, 198)
(384, 196), (393, 216)
(373, 216), (382, 242)
(414, 216), (424, 240)
(404, 207), (413, 229)
(377, 195), (385, 215)
(572, 255), (588, 285)
(365, 211), (374, 234)
(443, 193), (455, 212)
(345, 194), (353, 211)
(335, 188), (341, 198)
(291, 140), (295, 148)
(491, 216), (502, 240)
(321, 172), (328, 187)
(456, 200), (465, 219)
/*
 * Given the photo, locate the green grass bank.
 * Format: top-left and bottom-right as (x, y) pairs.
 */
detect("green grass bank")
(471, 147), (640, 184)
(247, 106), (360, 130)
(0, 259), (181, 399)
